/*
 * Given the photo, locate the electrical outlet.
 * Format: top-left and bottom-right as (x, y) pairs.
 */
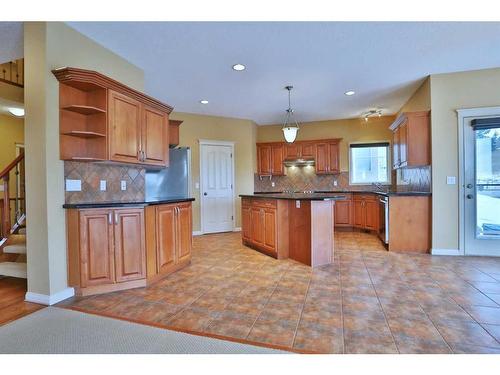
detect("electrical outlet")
(295, 200), (301, 208)
(100, 180), (107, 191)
(65, 179), (82, 192)
(120, 180), (127, 191)
(271, 182), (275, 187)
(195, 182), (200, 189)
(333, 180), (338, 186)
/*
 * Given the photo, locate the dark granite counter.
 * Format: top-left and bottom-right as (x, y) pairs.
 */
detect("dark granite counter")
(248, 190), (431, 199)
(63, 197), (195, 209)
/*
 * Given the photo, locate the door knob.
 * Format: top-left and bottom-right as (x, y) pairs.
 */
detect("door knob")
(466, 184), (473, 189)
(203, 192), (207, 196)
(466, 194), (474, 199)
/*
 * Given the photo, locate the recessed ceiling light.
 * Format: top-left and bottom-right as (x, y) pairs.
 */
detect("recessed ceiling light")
(200, 100), (209, 104)
(232, 63), (246, 71)
(344, 90), (355, 96)
(8, 107), (24, 117)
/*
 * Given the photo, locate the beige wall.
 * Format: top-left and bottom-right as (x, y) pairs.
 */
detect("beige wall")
(0, 81), (24, 103)
(0, 114), (24, 169)
(399, 77), (431, 113)
(257, 116), (395, 172)
(170, 112), (257, 232)
(24, 22), (144, 298)
(0, 114), (24, 197)
(429, 67), (500, 250)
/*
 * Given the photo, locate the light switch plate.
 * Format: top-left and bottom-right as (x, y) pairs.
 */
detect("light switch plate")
(447, 176), (456, 185)
(296, 200), (301, 208)
(100, 180), (107, 191)
(120, 180), (127, 191)
(65, 179), (82, 192)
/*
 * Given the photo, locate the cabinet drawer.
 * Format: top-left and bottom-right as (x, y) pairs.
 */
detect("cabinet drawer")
(353, 193), (377, 201)
(252, 199), (277, 208)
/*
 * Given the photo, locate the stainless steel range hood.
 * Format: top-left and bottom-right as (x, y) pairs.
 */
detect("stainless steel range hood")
(283, 158), (315, 167)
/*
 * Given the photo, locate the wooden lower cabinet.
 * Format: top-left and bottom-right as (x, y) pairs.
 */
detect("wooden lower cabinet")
(241, 198), (288, 259)
(333, 194), (353, 227)
(66, 207), (146, 296)
(145, 202), (192, 283)
(353, 194), (379, 231)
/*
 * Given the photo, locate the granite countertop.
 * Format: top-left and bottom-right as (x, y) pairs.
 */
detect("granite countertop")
(63, 197), (195, 209)
(245, 190), (432, 200)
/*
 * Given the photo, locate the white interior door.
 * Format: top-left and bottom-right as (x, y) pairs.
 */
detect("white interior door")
(200, 143), (234, 233)
(464, 116), (500, 256)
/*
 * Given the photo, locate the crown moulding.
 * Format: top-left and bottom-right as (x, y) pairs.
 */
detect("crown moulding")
(52, 67), (174, 114)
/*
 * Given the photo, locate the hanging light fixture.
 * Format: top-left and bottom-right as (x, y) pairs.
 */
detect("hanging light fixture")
(362, 109), (383, 122)
(281, 85), (300, 143)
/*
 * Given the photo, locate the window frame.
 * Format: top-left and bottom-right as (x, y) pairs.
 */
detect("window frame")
(348, 141), (392, 185)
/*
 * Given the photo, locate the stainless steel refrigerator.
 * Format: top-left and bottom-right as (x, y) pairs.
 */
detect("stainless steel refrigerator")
(145, 147), (191, 200)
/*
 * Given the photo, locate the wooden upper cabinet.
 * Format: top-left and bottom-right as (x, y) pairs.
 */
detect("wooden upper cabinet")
(78, 209), (115, 287)
(54, 67), (172, 166)
(271, 144), (285, 175)
(108, 90), (142, 164)
(169, 120), (183, 147)
(284, 143), (301, 159)
(315, 140), (340, 174)
(114, 208), (146, 282)
(156, 204), (176, 273)
(257, 144), (272, 175)
(390, 111), (430, 169)
(301, 142), (315, 158)
(176, 203), (192, 263)
(315, 143), (329, 174)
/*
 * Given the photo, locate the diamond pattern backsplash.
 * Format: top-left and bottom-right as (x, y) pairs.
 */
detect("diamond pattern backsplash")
(64, 161), (145, 204)
(254, 165), (431, 193)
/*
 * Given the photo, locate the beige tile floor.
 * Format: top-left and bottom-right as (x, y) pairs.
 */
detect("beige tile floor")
(60, 231), (500, 353)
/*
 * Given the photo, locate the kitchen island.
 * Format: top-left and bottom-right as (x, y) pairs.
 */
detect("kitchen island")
(240, 194), (345, 267)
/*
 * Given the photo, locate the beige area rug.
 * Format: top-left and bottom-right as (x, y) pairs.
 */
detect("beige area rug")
(0, 307), (285, 354)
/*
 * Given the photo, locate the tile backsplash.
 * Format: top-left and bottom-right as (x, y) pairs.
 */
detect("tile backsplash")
(254, 165), (431, 193)
(64, 161), (145, 204)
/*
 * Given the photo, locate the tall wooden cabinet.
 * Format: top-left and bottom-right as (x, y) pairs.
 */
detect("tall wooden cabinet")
(315, 140), (340, 174)
(145, 202), (193, 283)
(54, 67), (172, 167)
(66, 207), (146, 296)
(390, 111), (430, 169)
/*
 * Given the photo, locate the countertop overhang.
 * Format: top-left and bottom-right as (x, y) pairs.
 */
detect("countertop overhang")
(63, 197), (195, 209)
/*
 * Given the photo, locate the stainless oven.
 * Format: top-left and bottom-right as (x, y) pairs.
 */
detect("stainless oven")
(378, 196), (389, 245)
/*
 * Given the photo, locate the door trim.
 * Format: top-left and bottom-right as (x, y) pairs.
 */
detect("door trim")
(456, 106), (500, 256)
(198, 139), (236, 234)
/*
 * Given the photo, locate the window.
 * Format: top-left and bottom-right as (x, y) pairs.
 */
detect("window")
(349, 142), (390, 184)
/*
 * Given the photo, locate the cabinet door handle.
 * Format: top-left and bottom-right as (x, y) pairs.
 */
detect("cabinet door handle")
(114, 212), (118, 224)
(137, 150), (142, 161)
(108, 212), (113, 225)
(142, 150), (146, 161)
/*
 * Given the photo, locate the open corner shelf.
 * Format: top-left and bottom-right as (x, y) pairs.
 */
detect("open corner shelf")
(62, 130), (106, 139)
(62, 105), (106, 115)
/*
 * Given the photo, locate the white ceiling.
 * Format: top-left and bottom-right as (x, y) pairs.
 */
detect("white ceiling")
(4, 22), (500, 124)
(0, 22), (23, 64)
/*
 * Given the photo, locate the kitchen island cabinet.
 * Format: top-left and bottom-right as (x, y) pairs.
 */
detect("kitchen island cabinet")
(241, 195), (334, 267)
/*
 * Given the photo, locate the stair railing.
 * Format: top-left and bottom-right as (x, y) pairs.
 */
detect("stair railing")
(0, 152), (25, 241)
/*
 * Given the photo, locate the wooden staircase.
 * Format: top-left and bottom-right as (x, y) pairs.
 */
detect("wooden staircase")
(0, 151), (26, 279)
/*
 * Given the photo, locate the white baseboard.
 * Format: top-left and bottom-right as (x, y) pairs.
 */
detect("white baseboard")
(233, 227), (241, 232)
(192, 230), (203, 236)
(25, 287), (75, 306)
(431, 248), (463, 256)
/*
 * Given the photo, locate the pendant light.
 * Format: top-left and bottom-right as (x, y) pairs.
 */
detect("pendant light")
(281, 85), (300, 143)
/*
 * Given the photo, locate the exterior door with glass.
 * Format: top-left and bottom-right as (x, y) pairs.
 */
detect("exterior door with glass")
(464, 116), (500, 256)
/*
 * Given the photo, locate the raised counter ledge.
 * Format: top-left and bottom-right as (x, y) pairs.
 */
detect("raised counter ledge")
(247, 190), (432, 198)
(63, 197), (195, 209)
